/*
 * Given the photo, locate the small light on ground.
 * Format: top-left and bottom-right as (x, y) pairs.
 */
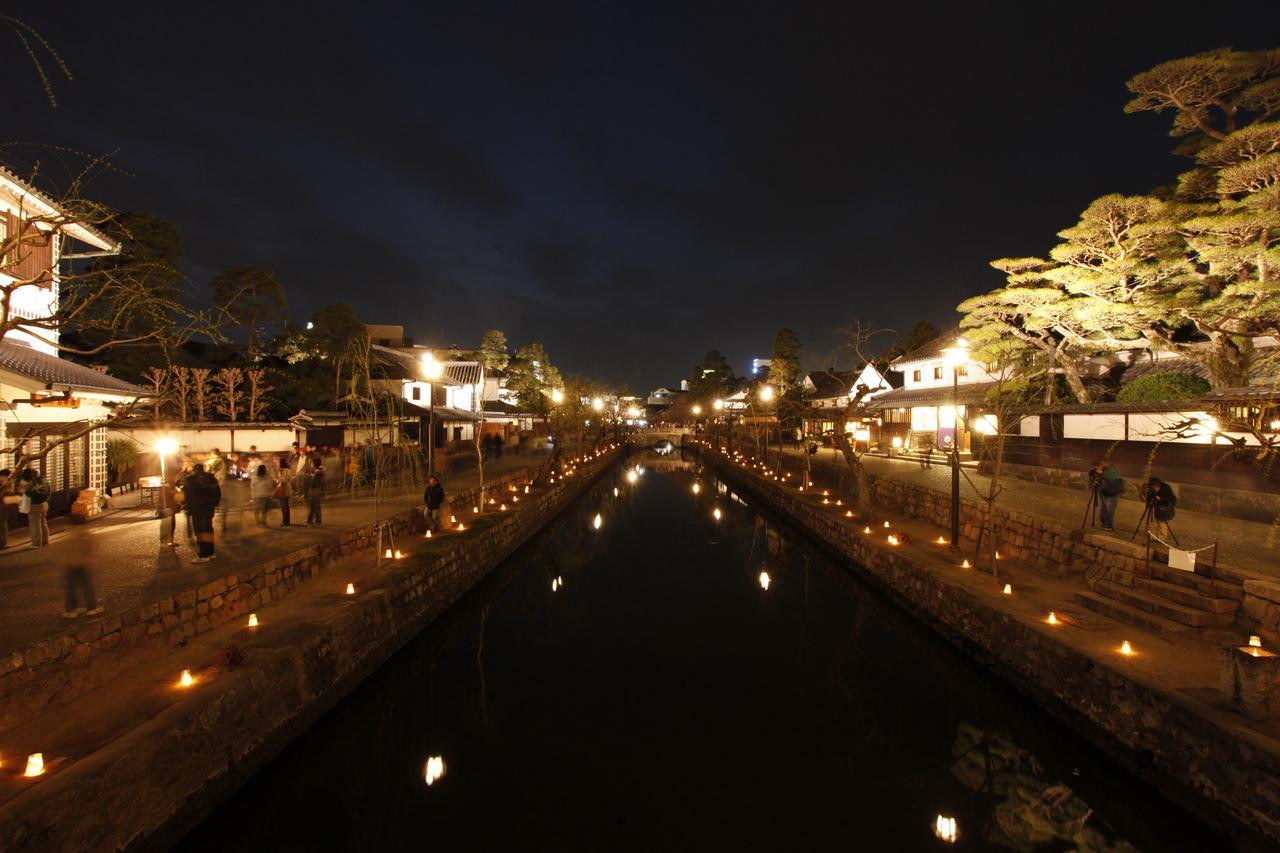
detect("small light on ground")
(936, 536), (947, 545)
(863, 526), (871, 534)
(23, 753), (44, 778)
(247, 613), (258, 628)
(1120, 640), (1134, 656)
(346, 583), (356, 595)
(1047, 612), (1058, 625)
(1002, 583), (1012, 595)
(887, 534), (900, 546)
(593, 513), (603, 530)
(713, 507), (722, 521)
(385, 548), (393, 558)
(961, 559), (971, 568)
(934, 814), (958, 843)
(692, 482), (701, 494)
(759, 571), (771, 590)
(179, 669), (195, 688)
(425, 529), (433, 538)
(1250, 635), (1263, 648)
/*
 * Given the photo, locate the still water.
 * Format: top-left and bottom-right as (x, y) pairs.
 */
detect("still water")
(182, 452), (1226, 851)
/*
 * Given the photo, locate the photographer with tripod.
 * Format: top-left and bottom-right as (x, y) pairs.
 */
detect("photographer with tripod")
(1138, 476), (1178, 542)
(1084, 458), (1125, 532)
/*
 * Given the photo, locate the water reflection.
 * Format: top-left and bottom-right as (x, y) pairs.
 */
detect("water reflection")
(181, 451), (1226, 852)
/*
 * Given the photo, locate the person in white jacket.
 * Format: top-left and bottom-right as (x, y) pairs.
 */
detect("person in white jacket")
(250, 464), (277, 526)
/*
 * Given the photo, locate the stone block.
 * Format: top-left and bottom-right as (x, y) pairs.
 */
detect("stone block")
(1220, 644), (1280, 720)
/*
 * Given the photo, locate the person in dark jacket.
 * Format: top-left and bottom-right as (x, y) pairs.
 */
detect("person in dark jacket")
(182, 463), (221, 561)
(423, 475), (445, 532)
(20, 469), (51, 547)
(306, 458), (325, 526)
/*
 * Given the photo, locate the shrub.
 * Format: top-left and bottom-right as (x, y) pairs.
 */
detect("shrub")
(1116, 371), (1210, 403)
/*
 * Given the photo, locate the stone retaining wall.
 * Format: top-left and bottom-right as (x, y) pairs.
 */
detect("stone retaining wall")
(0, 466), (545, 734)
(702, 448), (1280, 847)
(0, 447), (621, 851)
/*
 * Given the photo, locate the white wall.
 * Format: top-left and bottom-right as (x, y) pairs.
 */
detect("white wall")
(107, 424), (297, 454)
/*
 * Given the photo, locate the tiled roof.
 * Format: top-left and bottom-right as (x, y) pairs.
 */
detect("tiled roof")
(889, 328), (965, 369)
(370, 345), (483, 386)
(0, 341), (148, 395)
(866, 381), (999, 410)
(805, 370), (856, 399)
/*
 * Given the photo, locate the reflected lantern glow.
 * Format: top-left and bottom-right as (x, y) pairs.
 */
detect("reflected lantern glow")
(758, 571), (771, 590)
(934, 814), (958, 843)
(424, 755), (446, 786)
(593, 513), (603, 530)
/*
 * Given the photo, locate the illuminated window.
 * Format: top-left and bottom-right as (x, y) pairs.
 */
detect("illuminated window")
(933, 366), (943, 380)
(913, 369), (921, 382)
(956, 364), (968, 377)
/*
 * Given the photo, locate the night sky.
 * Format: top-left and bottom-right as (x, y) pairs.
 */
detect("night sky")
(11, 3), (1280, 390)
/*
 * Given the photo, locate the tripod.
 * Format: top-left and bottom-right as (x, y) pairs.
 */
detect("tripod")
(1081, 481), (1101, 530)
(1131, 498), (1179, 545)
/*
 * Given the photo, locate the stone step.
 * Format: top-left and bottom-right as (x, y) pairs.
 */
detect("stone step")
(1089, 580), (1220, 628)
(1133, 576), (1239, 616)
(1145, 562), (1244, 601)
(1073, 591), (1196, 639)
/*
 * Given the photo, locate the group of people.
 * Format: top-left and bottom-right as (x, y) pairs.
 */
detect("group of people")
(1088, 459), (1177, 538)
(170, 443), (330, 562)
(0, 467), (53, 549)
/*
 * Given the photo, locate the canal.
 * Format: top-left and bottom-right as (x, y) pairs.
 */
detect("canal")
(180, 451), (1226, 851)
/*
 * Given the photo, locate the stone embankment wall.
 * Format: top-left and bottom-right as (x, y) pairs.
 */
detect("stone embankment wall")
(0, 447), (621, 851)
(0, 466), (545, 734)
(744, 446), (1274, 639)
(701, 447), (1280, 846)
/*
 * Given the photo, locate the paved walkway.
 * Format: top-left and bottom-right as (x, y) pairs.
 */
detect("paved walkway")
(753, 443), (1280, 579)
(0, 452), (547, 655)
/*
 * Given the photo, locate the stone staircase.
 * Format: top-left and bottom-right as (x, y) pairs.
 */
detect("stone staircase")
(1075, 562), (1242, 638)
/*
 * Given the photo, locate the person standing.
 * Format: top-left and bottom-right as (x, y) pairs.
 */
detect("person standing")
(251, 464), (276, 526)
(306, 457), (325, 526)
(183, 462), (221, 561)
(276, 452), (294, 526)
(0, 468), (10, 549)
(20, 469), (51, 547)
(1146, 476), (1177, 540)
(423, 474), (445, 532)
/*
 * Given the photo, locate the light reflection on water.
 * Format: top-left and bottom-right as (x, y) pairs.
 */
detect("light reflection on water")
(180, 449), (1227, 852)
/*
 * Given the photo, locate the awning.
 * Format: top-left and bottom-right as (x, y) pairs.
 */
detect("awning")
(866, 381), (998, 411)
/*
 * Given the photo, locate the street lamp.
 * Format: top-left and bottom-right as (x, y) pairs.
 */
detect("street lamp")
(757, 384), (775, 466)
(592, 397), (604, 412)
(422, 352), (443, 474)
(551, 388), (565, 404)
(155, 436), (177, 519)
(942, 338), (970, 551)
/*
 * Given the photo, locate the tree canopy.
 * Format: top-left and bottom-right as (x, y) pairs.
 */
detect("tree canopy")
(210, 265), (287, 358)
(962, 48), (1280, 395)
(766, 328), (803, 391)
(479, 329), (510, 371)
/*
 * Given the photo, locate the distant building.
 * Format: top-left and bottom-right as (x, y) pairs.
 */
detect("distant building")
(364, 323), (413, 348)
(751, 357), (772, 377)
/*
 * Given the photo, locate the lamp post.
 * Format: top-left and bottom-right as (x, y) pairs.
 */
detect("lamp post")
(713, 399), (724, 449)
(758, 384), (775, 467)
(155, 436), (177, 519)
(691, 403), (701, 437)
(943, 338), (970, 551)
(421, 352), (443, 475)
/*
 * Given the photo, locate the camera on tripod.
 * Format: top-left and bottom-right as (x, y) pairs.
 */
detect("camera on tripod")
(1138, 483), (1156, 504)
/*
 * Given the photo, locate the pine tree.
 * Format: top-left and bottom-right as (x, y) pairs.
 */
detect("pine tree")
(479, 329), (510, 371)
(766, 328), (803, 391)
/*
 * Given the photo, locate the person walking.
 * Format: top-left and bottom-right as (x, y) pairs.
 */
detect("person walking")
(20, 469), (51, 548)
(306, 457), (326, 526)
(183, 462), (221, 561)
(276, 452), (294, 526)
(250, 464), (276, 526)
(63, 534), (104, 619)
(423, 474), (445, 532)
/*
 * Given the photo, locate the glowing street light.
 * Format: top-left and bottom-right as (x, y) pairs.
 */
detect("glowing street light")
(592, 397), (604, 412)
(551, 388), (565, 404)
(421, 352), (444, 474)
(758, 384), (774, 403)
(713, 399), (724, 411)
(692, 404), (702, 416)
